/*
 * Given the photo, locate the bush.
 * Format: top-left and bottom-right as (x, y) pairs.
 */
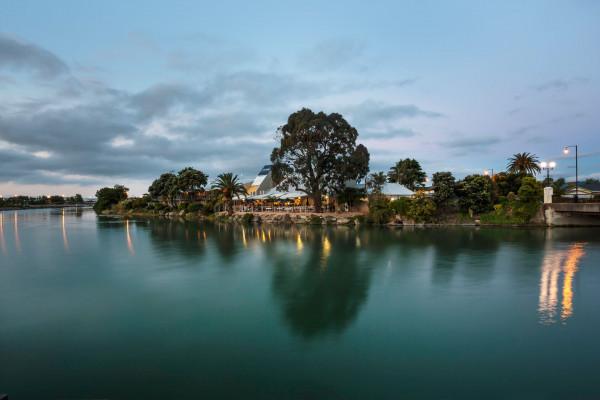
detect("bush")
(241, 213), (254, 224)
(389, 197), (411, 215)
(406, 192), (437, 223)
(309, 215), (323, 225)
(177, 203), (188, 212)
(187, 202), (203, 213)
(368, 197), (394, 224)
(456, 175), (493, 215)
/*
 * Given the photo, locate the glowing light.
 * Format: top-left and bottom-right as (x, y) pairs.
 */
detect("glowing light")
(323, 236), (331, 256)
(563, 147), (569, 155)
(61, 209), (69, 252)
(242, 227), (248, 248)
(125, 219), (135, 255)
(561, 243), (585, 321)
(296, 233), (303, 252)
(483, 170), (490, 176)
(540, 161), (548, 169)
(538, 242), (585, 325)
(0, 213), (6, 255)
(13, 212), (21, 253)
(549, 161), (556, 169)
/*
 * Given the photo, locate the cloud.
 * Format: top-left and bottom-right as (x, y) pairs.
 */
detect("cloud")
(442, 136), (502, 150)
(0, 34), (69, 79)
(299, 38), (366, 71)
(532, 77), (589, 92)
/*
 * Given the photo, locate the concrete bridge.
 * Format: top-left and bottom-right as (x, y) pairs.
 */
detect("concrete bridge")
(543, 203), (600, 226)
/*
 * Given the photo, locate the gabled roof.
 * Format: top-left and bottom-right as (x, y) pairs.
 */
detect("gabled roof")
(380, 183), (414, 196)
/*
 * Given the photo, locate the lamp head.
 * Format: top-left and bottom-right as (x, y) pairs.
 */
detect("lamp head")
(549, 161), (556, 169)
(563, 147), (570, 155)
(483, 170), (489, 176)
(540, 161), (548, 169)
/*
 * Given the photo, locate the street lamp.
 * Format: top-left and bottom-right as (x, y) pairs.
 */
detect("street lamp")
(539, 161), (556, 185)
(563, 145), (579, 202)
(483, 168), (494, 178)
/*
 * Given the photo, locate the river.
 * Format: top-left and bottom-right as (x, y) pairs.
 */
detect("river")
(1, 208), (599, 399)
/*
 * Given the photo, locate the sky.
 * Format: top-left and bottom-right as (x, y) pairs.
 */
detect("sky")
(1, 0), (599, 197)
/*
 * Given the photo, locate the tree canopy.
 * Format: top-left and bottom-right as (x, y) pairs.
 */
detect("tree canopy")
(432, 171), (456, 207)
(94, 185), (129, 213)
(506, 152), (541, 176)
(387, 158), (426, 190)
(270, 108), (370, 212)
(212, 172), (247, 215)
(148, 167), (208, 205)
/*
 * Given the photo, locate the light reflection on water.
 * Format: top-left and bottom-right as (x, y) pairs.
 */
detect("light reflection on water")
(125, 219), (135, 255)
(538, 242), (586, 325)
(0, 213), (6, 255)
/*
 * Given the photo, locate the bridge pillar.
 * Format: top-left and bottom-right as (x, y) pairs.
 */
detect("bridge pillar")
(544, 187), (553, 204)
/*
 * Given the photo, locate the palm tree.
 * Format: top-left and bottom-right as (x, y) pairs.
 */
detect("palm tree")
(211, 173), (248, 215)
(367, 171), (387, 194)
(506, 152), (541, 176)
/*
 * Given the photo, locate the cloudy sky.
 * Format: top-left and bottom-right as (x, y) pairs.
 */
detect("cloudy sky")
(1, 0), (599, 196)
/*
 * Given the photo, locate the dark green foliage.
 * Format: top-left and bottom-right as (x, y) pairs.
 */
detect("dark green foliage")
(387, 158), (426, 190)
(186, 202), (203, 213)
(506, 152), (541, 176)
(367, 197), (394, 224)
(148, 167), (208, 206)
(309, 215), (323, 225)
(148, 172), (178, 205)
(367, 171), (387, 194)
(93, 185), (128, 213)
(335, 187), (366, 209)
(211, 173), (248, 215)
(493, 172), (522, 197)
(389, 197), (411, 215)
(241, 213), (254, 224)
(271, 108), (370, 212)
(432, 171), (456, 208)
(552, 178), (566, 196)
(456, 175), (493, 215)
(406, 192), (437, 223)
(584, 178), (600, 185)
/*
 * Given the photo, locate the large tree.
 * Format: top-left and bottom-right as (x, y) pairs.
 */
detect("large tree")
(270, 108), (370, 212)
(176, 167), (208, 200)
(93, 185), (129, 213)
(506, 152), (541, 176)
(432, 171), (456, 208)
(456, 175), (493, 215)
(387, 158), (426, 190)
(212, 173), (248, 215)
(148, 172), (179, 206)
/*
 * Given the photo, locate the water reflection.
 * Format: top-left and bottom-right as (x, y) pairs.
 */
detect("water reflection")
(0, 213), (6, 255)
(125, 219), (135, 255)
(538, 242), (586, 325)
(61, 209), (70, 252)
(13, 211), (21, 253)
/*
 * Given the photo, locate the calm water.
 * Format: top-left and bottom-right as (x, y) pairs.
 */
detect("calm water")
(1, 209), (599, 399)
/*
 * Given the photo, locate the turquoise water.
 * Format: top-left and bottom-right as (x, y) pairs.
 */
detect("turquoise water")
(1, 208), (599, 399)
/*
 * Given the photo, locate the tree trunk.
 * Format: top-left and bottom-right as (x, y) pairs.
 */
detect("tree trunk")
(227, 197), (233, 215)
(313, 192), (322, 213)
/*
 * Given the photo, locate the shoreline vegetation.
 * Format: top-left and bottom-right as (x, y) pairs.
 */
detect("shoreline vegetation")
(87, 108), (591, 227)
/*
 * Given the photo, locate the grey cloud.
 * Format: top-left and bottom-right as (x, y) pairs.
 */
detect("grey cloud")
(0, 34), (69, 79)
(533, 77), (589, 92)
(346, 100), (443, 123)
(299, 38), (365, 71)
(442, 136), (502, 149)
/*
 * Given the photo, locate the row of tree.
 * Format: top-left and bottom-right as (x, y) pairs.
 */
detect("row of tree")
(0, 194), (84, 209)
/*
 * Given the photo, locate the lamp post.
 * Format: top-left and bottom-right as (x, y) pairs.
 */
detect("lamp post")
(540, 161), (556, 185)
(563, 145), (578, 202)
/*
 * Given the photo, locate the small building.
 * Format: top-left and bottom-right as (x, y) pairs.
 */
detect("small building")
(379, 183), (414, 200)
(562, 182), (600, 200)
(246, 165), (275, 195)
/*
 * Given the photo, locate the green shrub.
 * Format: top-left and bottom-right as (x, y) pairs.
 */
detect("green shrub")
(241, 213), (254, 224)
(406, 192), (437, 223)
(368, 197), (394, 224)
(187, 202), (203, 213)
(177, 203), (188, 212)
(389, 197), (411, 215)
(309, 215), (323, 225)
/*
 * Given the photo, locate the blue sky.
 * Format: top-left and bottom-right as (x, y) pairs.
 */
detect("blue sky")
(1, 0), (599, 196)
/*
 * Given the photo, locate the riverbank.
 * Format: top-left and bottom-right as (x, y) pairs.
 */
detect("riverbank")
(102, 208), (549, 227)
(0, 204), (92, 211)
